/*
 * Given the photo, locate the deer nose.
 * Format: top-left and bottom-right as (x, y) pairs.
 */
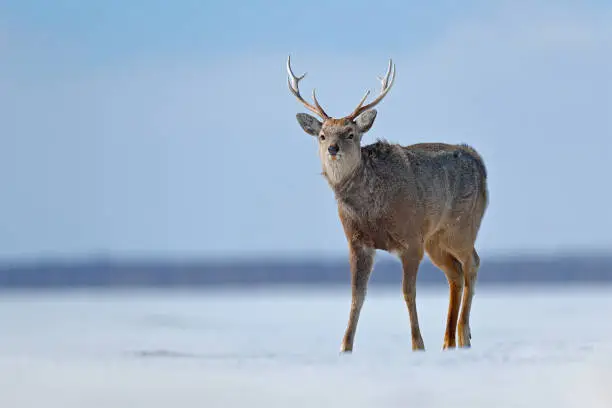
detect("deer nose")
(328, 144), (339, 156)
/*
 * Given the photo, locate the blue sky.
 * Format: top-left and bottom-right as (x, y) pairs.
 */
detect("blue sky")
(1, 0), (611, 261)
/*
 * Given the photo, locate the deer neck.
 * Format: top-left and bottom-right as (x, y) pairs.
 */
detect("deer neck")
(326, 156), (384, 222)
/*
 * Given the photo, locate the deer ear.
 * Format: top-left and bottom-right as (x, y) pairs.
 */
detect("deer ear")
(296, 113), (322, 136)
(356, 109), (377, 133)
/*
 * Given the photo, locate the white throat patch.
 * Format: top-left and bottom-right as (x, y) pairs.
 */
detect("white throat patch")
(322, 155), (358, 185)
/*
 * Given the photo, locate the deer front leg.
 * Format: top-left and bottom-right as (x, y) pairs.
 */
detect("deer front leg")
(399, 247), (425, 351)
(340, 245), (375, 353)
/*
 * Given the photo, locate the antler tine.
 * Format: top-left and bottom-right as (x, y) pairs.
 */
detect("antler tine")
(348, 59), (396, 120)
(286, 56), (330, 120)
(351, 90), (371, 115)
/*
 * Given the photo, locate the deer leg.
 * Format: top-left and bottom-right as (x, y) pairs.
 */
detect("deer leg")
(399, 248), (425, 351)
(426, 243), (464, 350)
(340, 245), (375, 353)
(458, 249), (479, 348)
(443, 256), (464, 350)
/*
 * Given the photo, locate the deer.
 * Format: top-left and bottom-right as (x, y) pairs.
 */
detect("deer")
(286, 56), (489, 353)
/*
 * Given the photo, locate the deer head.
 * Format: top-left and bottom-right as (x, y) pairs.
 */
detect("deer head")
(287, 56), (396, 184)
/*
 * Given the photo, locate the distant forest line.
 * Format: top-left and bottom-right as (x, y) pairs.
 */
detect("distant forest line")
(1, 253), (612, 289)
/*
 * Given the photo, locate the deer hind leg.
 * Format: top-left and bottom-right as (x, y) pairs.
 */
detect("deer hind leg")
(340, 245), (375, 353)
(425, 240), (464, 350)
(399, 246), (425, 351)
(457, 248), (479, 348)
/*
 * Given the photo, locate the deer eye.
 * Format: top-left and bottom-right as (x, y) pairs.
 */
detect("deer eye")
(347, 133), (354, 140)
(319, 134), (326, 141)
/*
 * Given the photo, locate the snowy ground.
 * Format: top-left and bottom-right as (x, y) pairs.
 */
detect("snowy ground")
(0, 284), (611, 408)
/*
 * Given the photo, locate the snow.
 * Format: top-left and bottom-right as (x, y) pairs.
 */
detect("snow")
(0, 285), (611, 408)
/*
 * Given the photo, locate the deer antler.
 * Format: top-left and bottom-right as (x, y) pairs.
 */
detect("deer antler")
(347, 59), (396, 120)
(286, 56), (330, 120)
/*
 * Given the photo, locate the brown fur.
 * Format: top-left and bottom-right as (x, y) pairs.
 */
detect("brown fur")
(288, 58), (488, 353)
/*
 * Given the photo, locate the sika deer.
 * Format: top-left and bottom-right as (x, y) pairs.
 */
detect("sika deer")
(286, 56), (489, 353)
